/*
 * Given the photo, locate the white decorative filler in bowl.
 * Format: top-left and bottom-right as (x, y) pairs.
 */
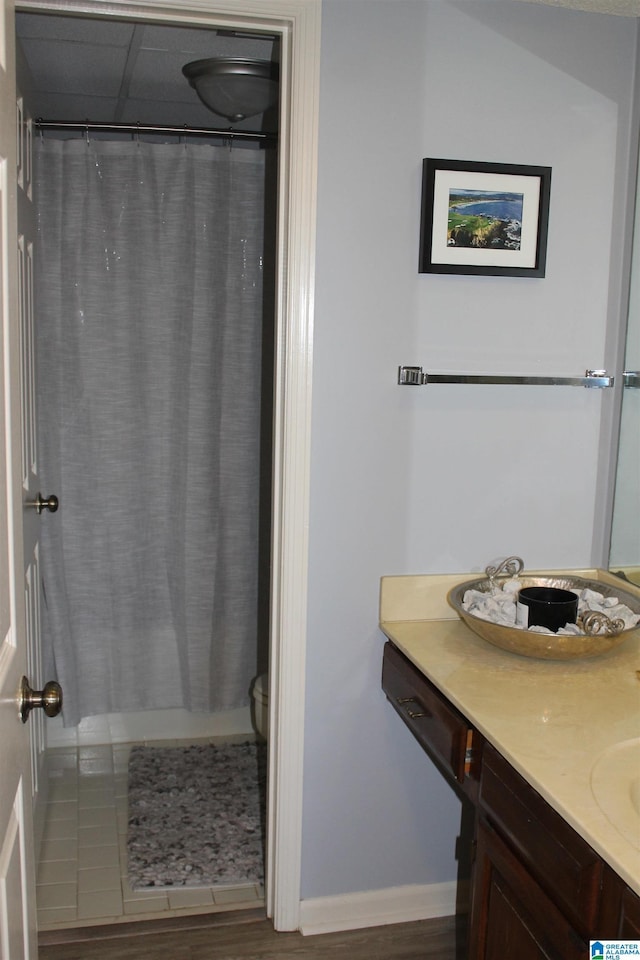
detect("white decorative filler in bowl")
(447, 557), (640, 660)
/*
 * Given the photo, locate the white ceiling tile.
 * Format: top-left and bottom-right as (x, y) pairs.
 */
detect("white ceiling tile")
(16, 13), (134, 45)
(33, 93), (121, 123)
(118, 97), (237, 127)
(20, 38), (129, 97)
(127, 48), (204, 104)
(140, 24), (274, 58)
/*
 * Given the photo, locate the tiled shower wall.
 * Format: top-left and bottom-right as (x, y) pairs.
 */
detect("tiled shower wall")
(46, 706), (255, 748)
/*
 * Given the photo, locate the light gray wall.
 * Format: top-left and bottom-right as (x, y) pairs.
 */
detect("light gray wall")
(302, 0), (638, 899)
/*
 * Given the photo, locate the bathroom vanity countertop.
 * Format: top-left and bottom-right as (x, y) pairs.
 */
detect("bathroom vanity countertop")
(379, 569), (640, 896)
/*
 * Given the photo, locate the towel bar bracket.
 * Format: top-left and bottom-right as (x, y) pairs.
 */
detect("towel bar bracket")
(397, 366), (614, 389)
(398, 366), (428, 386)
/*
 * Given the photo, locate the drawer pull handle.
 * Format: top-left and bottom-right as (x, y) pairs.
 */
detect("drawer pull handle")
(395, 696), (432, 719)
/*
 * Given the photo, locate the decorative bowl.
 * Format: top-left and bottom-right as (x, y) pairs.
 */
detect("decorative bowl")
(447, 573), (640, 660)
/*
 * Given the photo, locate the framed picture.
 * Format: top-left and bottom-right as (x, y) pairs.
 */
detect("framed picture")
(419, 158), (551, 277)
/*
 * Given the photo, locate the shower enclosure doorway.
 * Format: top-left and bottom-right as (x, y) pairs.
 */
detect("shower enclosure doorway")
(26, 20), (277, 929)
(10, 0), (319, 937)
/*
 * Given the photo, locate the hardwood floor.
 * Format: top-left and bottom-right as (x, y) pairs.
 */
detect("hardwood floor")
(39, 910), (458, 959)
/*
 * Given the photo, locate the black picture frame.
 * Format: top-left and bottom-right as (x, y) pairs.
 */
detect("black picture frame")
(419, 158), (551, 277)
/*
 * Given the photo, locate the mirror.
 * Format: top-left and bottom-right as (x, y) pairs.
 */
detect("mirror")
(609, 172), (640, 586)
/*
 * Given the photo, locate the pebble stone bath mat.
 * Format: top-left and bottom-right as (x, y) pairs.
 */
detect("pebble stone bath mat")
(126, 740), (266, 888)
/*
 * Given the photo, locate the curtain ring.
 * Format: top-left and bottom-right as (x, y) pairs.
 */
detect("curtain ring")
(85, 122), (90, 147)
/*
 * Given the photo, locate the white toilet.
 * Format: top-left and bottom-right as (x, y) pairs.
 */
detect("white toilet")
(251, 674), (269, 740)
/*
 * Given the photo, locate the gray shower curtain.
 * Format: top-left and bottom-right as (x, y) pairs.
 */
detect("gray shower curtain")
(34, 138), (265, 726)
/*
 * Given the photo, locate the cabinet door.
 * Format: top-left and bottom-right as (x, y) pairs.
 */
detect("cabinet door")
(619, 885), (640, 938)
(469, 818), (587, 960)
(599, 869), (640, 938)
(479, 744), (602, 935)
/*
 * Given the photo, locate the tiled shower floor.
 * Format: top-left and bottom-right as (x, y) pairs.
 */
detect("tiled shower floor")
(37, 741), (265, 931)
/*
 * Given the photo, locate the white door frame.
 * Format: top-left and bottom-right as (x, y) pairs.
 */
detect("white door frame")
(16, 0), (320, 931)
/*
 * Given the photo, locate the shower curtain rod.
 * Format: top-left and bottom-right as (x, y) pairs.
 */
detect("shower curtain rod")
(35, 119), (277, 142)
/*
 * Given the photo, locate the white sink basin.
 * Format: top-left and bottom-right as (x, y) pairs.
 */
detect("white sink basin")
(591, 739), (640, 850)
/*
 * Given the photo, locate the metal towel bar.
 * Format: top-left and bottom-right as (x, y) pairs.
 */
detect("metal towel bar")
(397, 366), (614, 389)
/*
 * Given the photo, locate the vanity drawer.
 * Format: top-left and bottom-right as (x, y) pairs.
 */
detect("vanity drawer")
(479, 743), (603, 937)
(382, 641), (471, 786)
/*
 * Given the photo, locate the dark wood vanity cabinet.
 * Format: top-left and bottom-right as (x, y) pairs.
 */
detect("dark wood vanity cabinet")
(381, 641), (640, 958)
(469, 744), (599, 959)
(599, 868), (640, 938)
(618, 883), (640, 937)
(469, 816), (587, 960)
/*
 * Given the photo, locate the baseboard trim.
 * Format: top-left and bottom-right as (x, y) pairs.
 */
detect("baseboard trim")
(298, 881), (457, 936)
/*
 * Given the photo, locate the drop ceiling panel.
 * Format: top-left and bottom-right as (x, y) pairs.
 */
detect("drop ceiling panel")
(20, 38), (130, 96)
(30, 93), (122, 123)
(128, 49), (210, 104)
(139, 23), (273, 58)
(15, 12), (279, 130)
(15, 12), (135, 45)
(117, 97), (225, 127)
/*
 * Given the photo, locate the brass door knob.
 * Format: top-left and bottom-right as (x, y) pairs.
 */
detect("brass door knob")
(25, 492), (59, 514)
(19, 676), (63, 723)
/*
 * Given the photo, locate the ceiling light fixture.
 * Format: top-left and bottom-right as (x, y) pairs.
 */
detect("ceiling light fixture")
(182, 58), (279, 123)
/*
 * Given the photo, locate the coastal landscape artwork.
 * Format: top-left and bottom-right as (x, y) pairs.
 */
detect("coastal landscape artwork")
(419, 158), (551, 277)
(447, 188), (523, 251)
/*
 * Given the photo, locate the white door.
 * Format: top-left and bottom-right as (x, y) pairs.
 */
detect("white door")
(0, 0), (40, 952)
(16, 48), (52, 857)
